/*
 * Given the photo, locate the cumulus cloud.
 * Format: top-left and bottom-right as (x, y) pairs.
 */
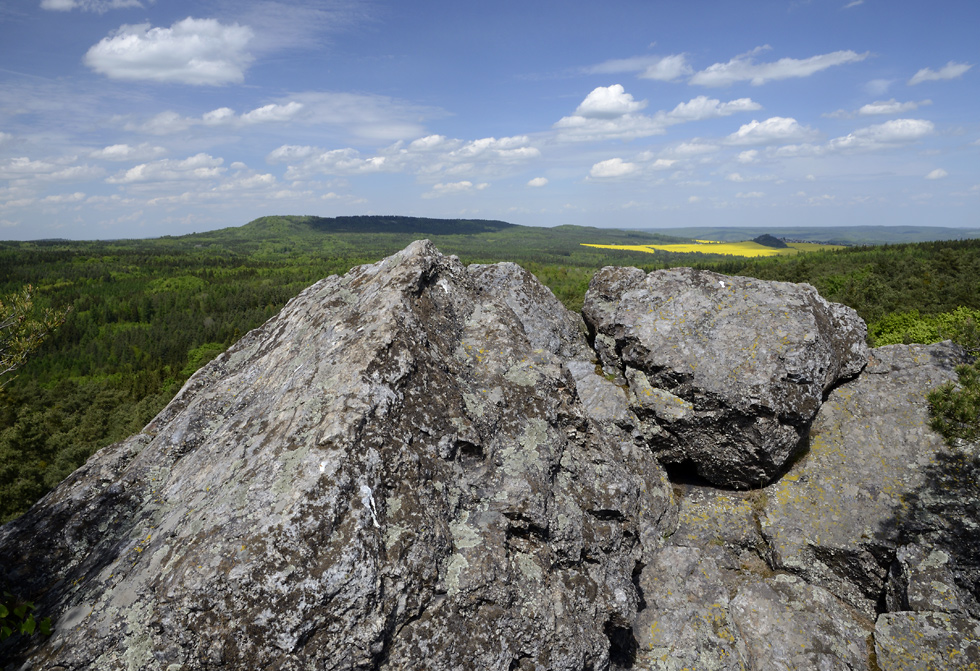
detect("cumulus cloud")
(105, 153), (225, 184)
(925, 168), (948, 180)
(584, 54), (693, 82)
(0, 156), (105, 182)
(727, 117), (818, 145)
(736, 191), (764, 198)
(41, 0), (143, 11)
(556, 88), (760, 141)
(422, 181), (489, 199)
(240, 102), (304, 123)
(574, 85), (647, 118)
(664, 96), (761, 122)
(527, 177), (548, 187)
(827, 118), (934, 151)
(267, 132), (539, 181)
(737, 150), (759, 163)
(84, 17), (255, 85)
(589, 158), (638, 179)
(858, 99), (931, 115)
(90, 143), (166, 161)
(42, 192), (87, 203)
(690, 46), (869, 87)
(908, 61), (973, 85)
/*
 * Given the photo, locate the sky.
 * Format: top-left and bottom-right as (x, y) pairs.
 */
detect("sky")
(0, 0), (978, 240)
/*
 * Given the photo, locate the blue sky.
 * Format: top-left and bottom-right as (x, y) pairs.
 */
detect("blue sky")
(1, 0), (977, 240)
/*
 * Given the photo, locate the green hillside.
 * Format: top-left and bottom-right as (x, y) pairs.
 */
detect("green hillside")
(2, 215), (979, 522)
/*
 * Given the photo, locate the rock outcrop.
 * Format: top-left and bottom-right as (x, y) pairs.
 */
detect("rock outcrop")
(584, 266), (869, 488)
(0, 241), (675, 670)
(1, 243), (978, 671)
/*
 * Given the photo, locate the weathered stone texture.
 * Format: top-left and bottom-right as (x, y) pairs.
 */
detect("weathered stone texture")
(583, 265), (869, 488)
(875, 612), (980, 670)
(762, 342), (974, 618)
(0, 241), (673, 670)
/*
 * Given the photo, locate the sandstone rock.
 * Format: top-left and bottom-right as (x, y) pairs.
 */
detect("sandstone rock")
(874, 611), (980, 670)
(762, 342), (973, 618)
(0, 241), (674, 670)
(583, 266), (869, 488)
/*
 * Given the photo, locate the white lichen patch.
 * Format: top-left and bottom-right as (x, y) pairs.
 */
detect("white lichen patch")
(449, 511), (482, 549)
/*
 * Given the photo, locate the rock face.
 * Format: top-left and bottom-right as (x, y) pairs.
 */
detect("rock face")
(583, 266), (869, 488)
(0, 241), (674, 670)
(2, 243), (978, 671)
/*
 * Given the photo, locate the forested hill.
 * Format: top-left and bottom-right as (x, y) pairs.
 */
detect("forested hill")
(2, 221), (980, 523)
(235, 215), (519, 237)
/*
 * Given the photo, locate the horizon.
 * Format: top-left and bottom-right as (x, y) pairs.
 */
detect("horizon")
(1, 0), (978, 241)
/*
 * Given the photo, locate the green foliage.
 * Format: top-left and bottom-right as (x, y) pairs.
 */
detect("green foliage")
(2, 217), (980, 521)
(869, 306), (980, 350)
(0, 285), (70, 387)
(0, 591), (51, 640)
(928, 363), (980, 445)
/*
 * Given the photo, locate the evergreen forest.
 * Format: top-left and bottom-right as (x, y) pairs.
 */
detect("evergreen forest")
(2, 215), (979, 521)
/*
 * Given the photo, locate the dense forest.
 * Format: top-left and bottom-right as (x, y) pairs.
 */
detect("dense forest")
(1, 215), (979, 521)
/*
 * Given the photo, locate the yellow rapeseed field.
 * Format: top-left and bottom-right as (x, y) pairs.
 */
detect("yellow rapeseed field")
(581, 240), (843, 258)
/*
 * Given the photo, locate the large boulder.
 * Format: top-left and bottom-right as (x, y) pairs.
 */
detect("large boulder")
(583, 266), (869, 488)
(761, 342), (975, 618)
(0, 241), (674, 671)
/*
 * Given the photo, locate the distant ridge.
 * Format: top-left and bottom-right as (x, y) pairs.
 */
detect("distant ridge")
(639, 225), (980, 246)
(244, 215), (517, 236)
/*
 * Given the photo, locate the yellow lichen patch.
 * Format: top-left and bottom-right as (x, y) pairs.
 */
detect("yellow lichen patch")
(581, 240), (844, 258)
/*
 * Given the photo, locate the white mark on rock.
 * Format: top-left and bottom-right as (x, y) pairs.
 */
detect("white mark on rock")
(359, 484), (381, 528)
(438, 278), (450, 294)
(719, 281), (726, 288)
(319, 461), (326, 473)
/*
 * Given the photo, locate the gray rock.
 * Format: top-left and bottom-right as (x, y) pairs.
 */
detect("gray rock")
(729, 573), (875, 671)
(0, 241), (674, 671)
(875, 612), (980, 670)
(761, 342), (973, 618)
(633, 546), (875, 671)
(887, 544), (979, 616)
(583, 266), (869, 488)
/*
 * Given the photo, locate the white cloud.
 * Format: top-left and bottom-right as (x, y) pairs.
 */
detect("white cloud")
(41, 0), (143, 11)
(42, 192), (87, 203)
(668, 142), (721, 157)
(908, 61), (973, 85)
(84, 17), (254, 85)
(90, 143), (166, 161)
(0, 132), (13, 148)
(240, 102), (304, 123)
(827, 118), (934, 151)
(664, 96), (761, 122)
(650, 159), (677, 170)
(737, 150), (759, 163)
(422, 181), (489, 199)
(843, 0), (864, 8)
(556, 90), (759, 142)
(925, 168), (948, 180)
(105, 153), (225, 184)
(527, 177), (548, 187)
(690, 46), (869, 87)
(727, 117), (818, 145)
(0, 156), (104, 182)
(727, 173), (745, 182)
(736, 191), (765, 198)
(585, 54), (693, 82)
(129, 110), (194, 135)
(574, 85), (647, 118)
(858, 99), (931, 115)
(203, 107), (236, 125)
(589, 158), (638, 179)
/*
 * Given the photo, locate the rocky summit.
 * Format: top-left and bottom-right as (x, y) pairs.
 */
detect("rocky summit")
(1, 241), (978, 670)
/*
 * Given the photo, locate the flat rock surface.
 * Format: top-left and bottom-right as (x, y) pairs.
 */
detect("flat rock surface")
(0, 241), (674, 671)
(584, 266), (869, 488)
(762, 342), (973, 618)
(875, 612), (980, 670)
